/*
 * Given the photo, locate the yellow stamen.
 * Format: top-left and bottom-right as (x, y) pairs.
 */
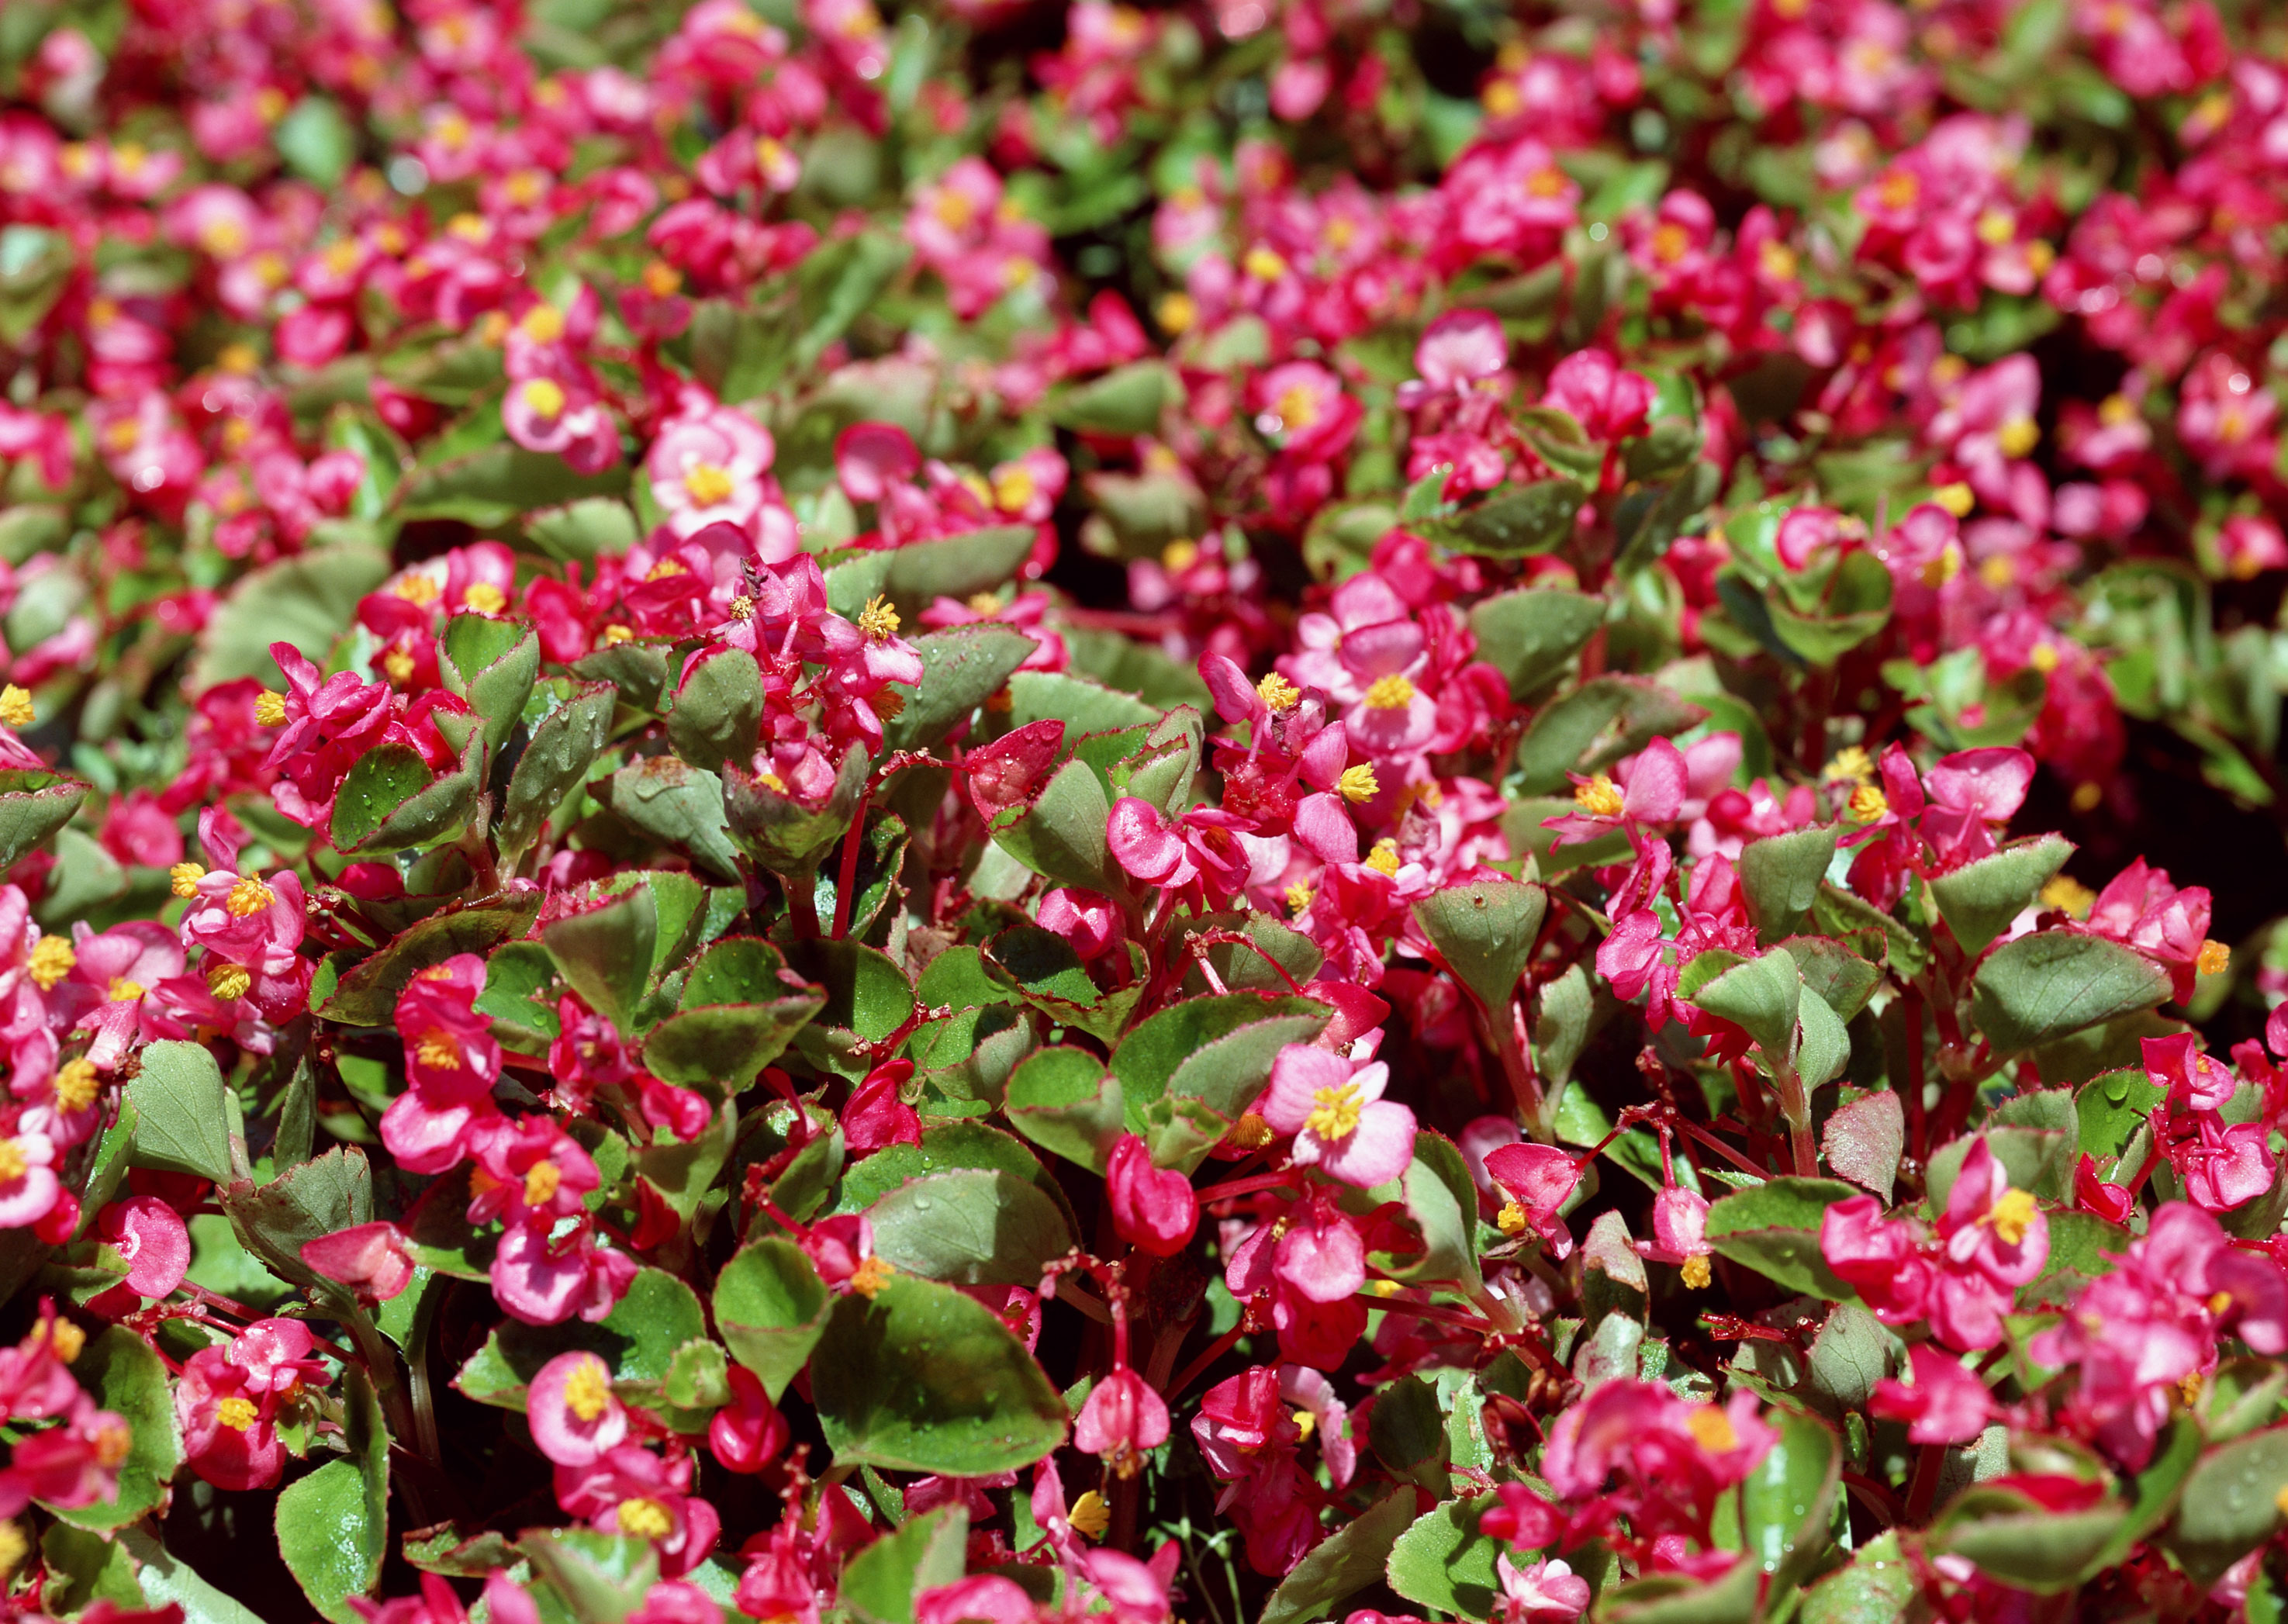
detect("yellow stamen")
(226, 877), (274, 917)
(43, 1319), (83, 1365)
(602, 624), (634, 646)
(617, 1498), (672, 1540)
(858, 596), (900, 641)
(463, 582), (507, 614)
(1497, 1200), (1527, 1237)
(2199, 940), (2231, 976)
(1290, 1407), (1317, 1441)
(0, 1140), (24, 1184)
(2040, 875), (2096, 920)
(1574, 774), (1625, 818)
(1930, 483), (1975, 520)
(1068, 1489), (1111, 1539)
(54, 1060), (98, 1114)
(170, 862), (207, 898)
(1243, 246), (1287, 281)
(2210, 1291), (2236, 1315)
(1339, 764), (1380, 803)
(1229, 1113), (1273, 1152)
(415, 1030), (461, 1070)
(1304, 1081), (1363, 1143)
(392, 573), (441, 606)
(683, 462), (735, 507)
(108, 978), (143, 1004)
(1156, 292), (1195, 333)
(1365, 839), (1401, 876)
(1984, 1187), (2037, 1246)
(0, 687), (33, 729)
(1681, 1254), (1713, 1289)
(207, 963), (253, 1003)
(1362, 674), (1415, 710)
(2027, 641), (2059, 674)
(2181, 1371), (2205, 1406)
(254, 689), (289, 726)
(1824, 745), (1873, 784)
(215, 1395), (258, 1431)
(642, 261), (683, 296)
(519, 305), (565, 344)
(564, 1356), (613, 1422)
(991, 466), (1036, 512)
(1849, 784), (1889, 824)
(1257, 672), (1301, 712)
(2099, 393), (2136, 428)
(27, 935), (74, 990)
(0, 1520), (27, 1581)
(850, 1256), (897, 1298)
(1996, 416), (2040, 459)
(518, 377), (566, 419)
(1685, 1405), (1739, 1453)
(524, 1162), (562, 1206)
(1285, 883), (1314, 917)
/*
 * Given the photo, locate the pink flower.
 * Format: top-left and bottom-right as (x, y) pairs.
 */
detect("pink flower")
(1398, 309), (1506, 409)
(647, 397), (776, 539)
(1871, 1343), (1996, 1444)
(527, 1351), (629, 1467)
(492, 1219), (638, 1326)
(917, 1578), (1035, 1624)
(1494, 1554), (1591, 1624)
(707, 1364), (790, 1474)
(94, 1197), (188, 1300)
(1483, 1142), (1584, 1259)
(299, 1221), (416, 1303)
(1260, 1046), (1416, 1188)
(1542, 348), (1655, 443)
(1107, 1135), (1199, 1257)
(1075, 1367), (1169, 1477)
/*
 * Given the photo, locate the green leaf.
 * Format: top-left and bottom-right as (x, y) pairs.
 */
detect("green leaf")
(128, 1038), (240, 1183)
(328, 743), (452, 853)
(883, 624), (1038, 752)
(983, 924), (1142, 1047)
(2164, 1426), (2288, 1586)
(1930, 1487), (2124, 1593)
(1820, 1089), (1903, 1201)
(881, 526), (1039, 612)
(496, 681), (616, 863)
(0, 771), (88, 870)
(1928, 835), (2072, 956)
(1688, 949), (1801, 1055)
(833, 1124), (1073, 1225)
(787, 938), (916, 1079)
(440, 614), (541, 756)
(454, 1267), (708, 1411)
(1414, 879), (1547, 1017)
(1004, 1047), (1125, 1174)
(1803, 1301), (1897, 1417)
(191, 544), (392, 689)
(1430, 478), (1587, 557)
(1796, 983), (1851, 1090)
(1598, 1556), (1761, 1622)
(313, 893), (544, 1025)
(542, 883), (658, 1031)
(275, 96), (355, 186)
(41, 1522), (145, 1615)
(394, 442), (627, 527)
(840, 1506), (970, 1624)
(1703, 1177), (1859, 1299)
(599, 757), (742, 882)
(1112, 993), (1332, 1120)
(519, 1529), (658, 1624)
(223, 1147), (376, 1298)
(1261, 1491), (1419, 1624)
(810, 1274), (1067, 1476)
(989, 755), (1119, 896)
(668, 647), (766, 776)
(1005, 669), (1163, 738)
(119, 1526), (264, 1624)
(863, 1166), (1074, 1287)
(665, 1339), (731, 1411)
(1727, 1405), (1840, 1592)
(1779, 935), (1882, 1022)
(1740, 826), (1840, 942)
(1384, 1492), (1503, 1619)
(1800, 1530), (1913, 1624)
(1970, 931), (2173, 1053)
(1467, 587), (1606, 699)
(527, 497), (640, 561)
(645, 937), (826, 1091)
(47, 1327), (178, 1530)
(276, 1367), (389, 1622)
(1513, 676), (1705, 795)
(1367, 1373), (1450, 1485)
(1049, 362), (1173, 436)
(1369, 1132), (1482, 1291)
(714, 1238), (832, 1403)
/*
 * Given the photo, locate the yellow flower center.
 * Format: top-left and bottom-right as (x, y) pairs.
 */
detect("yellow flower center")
(1760, 241), (1799, 281)
(1682, 1254), (1713, 1289)
(1363, 674), (1415, 710)
(1496, 1200), (1527, 1237)
(2099, 393), (2136, 428)
(1652, 222), (1692, 264)
(1156, 292), (1196, 333)
(216, 1395), (259, 1431)
(524, 1162), (562, 1206)
(1256, 672), (1300, 712)
(519, 378), (566, 420)
(254, 690), (289, 726)
(1274, 385), (1319, 431)
(1068, 1489), (1111, 1539)
(0, 686), (33, 729)
(1574, 774), (1625, 818)
(208, 963), (253, 1002)
(323, 239), (361, 277)
(43, 1319), (83, 1364)
(108, 979), (143, 1004)
(1984, 1187), (2037, 1246)
(643, 261), (683, 296)
(1878, 170), (1919, 211)
(991, 466), (1036, 512)
(1686, 1405), (1739, 1453)
(1921, 544), (1963, 586)
(54, 1060), (99, 1113)
(1975, 208), (2017, 247)
(602, 624), (634, 646)
(2039, 875), (2096, 919)
(2199, 940), (2231, 976)
(216, 340), (258, 372)
(0, 1139), (25, 1185)
(383, 650), (416, 685)
(1365, 839), (1401, 876)
(618, 1498), (673, 1540)
(518, 303), (565, 344)
(563, 1357), (613, 1422)
(0, 1519), (28, 1581)
(2210, 1291), (2236, 1316)
(1482, 79), (1522, 116)
(1243, 246), (1287, 282)
(1305, 1081), (1363, 1142)
(1161, 538), (1200, 571)
(2027, 641), (2059, 674)
(27, 936), (74, 990)
(1525, 167), (1567, 198)
(1285, 883), (1315, 917)
(850, 1256), (897, 1298)
(931, 189), (976, 230)
(1291, 1406), (1317, 1441)
(170, 862), (207, 898)
(645, 559), (687, 582)
(1849, 784), (1889, 824)
(392, 573), (441, 606)
(683, 462), (736, 507)
(1996, 416), (2041, 459)
(1932, 483), (1975, 518)
(1339, 764), (1380, 803)
(226, 878), (274, 917)
(858, 596), (901, 641)
(414, 1030), (461, 1069)
(1230, 1113), (1274, 1152)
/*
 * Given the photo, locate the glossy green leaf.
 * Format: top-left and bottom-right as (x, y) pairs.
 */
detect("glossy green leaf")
(276, 1367), (388, 1622)
(47, 1327), (178, 1531)
(1970, 931), (2172, 1053)
(1261, 1492), (1418, 1624)
(1467, 587), (1605, 699)
(863, 1166), (1073, 1287)
(127, 1038), (240, 1183)
(714, 1238), (832, 1403)
(667, 646), (766, 776)
(2165, 1426), (2288, 1586)
(1004, 1046), (1125, 1174)
(1384, 1492), (1503, 1619)
(1414, 878), (1547, 1018)
(1703, 1177), (1859, 1300)
(1740, 826), (1840, 942)
(542, 883), (657, 1031)
(1929, 835), (2072, 956)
